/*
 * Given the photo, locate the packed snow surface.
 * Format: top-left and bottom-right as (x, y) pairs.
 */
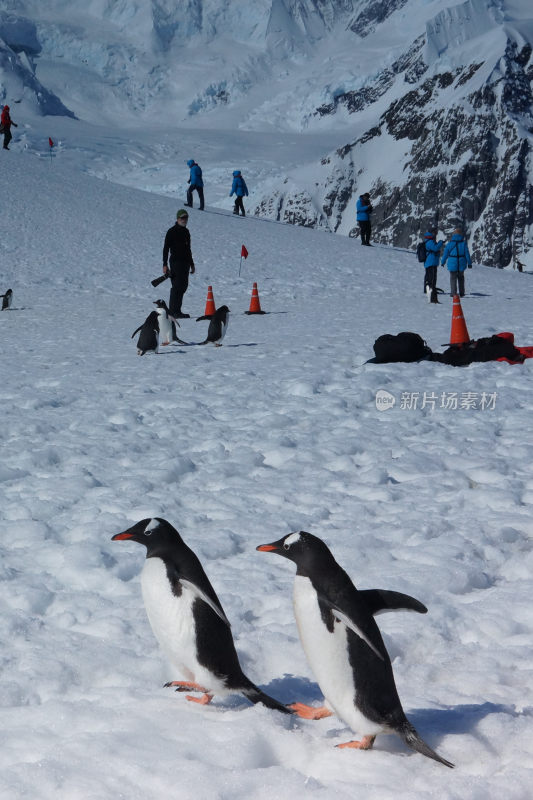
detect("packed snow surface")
(1, 136), (533, 799)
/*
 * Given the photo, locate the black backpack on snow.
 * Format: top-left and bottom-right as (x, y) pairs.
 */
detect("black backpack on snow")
(372, 332), (432, 363)
(433, 335), (524, 366)
(416, 241), (427, 263)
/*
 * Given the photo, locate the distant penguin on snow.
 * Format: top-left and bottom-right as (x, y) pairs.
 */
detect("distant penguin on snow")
(1, 289), (13, 310)
(154, 299), (186, 345)
(112, 517), (291, 713)
(257, 531), (454, 767)
(200, 305), (230, 346)
(131, 310), (159, 355)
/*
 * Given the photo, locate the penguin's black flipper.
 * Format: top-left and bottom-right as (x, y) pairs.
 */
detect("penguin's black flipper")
(359, 589), (428, 616)
(239, 678), (293, 714)
(131, 325), (143, 338)
(399, 720), (454, 768)
(316, 590), (388, 661)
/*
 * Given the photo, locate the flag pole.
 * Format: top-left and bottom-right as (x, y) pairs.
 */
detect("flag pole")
(239, 244), (248, 276)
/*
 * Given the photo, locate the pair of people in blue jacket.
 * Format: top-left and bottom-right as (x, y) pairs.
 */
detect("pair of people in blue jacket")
(424, 228), (472, 297)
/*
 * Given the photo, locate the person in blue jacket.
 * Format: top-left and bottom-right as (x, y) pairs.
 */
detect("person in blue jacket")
(423, 230), (445, 294)
(230, 170), (249, 216)
(441, 228), (472, 297)
(356, 193), (373, 245)
(186, 159), (204, 210)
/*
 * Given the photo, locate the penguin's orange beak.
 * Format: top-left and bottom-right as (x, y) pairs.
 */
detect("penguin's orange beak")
(256, 543), (278, 552)
(111, 532), (134, 540)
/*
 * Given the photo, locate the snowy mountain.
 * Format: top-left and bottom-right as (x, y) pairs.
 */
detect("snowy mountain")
(1, 0), (532, 268)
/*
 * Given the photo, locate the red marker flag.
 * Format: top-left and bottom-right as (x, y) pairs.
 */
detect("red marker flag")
(48, 137), (54, 148)
(239, 244), (249, 276)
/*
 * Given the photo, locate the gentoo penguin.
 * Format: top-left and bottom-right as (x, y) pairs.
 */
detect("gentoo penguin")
(200, 305), (230, 346)
(154, 299), (186, 345)
(131, 310), (160, 355)
(112, 518), (291, 713)
(257, 531), (453, 767)
(1, 289), (13, 310)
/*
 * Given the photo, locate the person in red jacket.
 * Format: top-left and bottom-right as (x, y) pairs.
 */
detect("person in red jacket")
(1, 105), (18, 150)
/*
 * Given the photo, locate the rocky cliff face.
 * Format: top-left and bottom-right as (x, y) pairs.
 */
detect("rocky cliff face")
(255, 7), (533, 268)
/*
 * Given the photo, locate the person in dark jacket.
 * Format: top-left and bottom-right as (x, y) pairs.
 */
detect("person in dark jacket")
(185, 159), (204, 210)
(423, 230), (445, 293)
(1, 105), (18, 150)
(230, 170), (249, 216)
(356, 193), (373, 245)
(162, 209), (196, 318)
(441, 228), (472, 297)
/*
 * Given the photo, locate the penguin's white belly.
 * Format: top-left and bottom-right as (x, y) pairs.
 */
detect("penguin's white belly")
(158, 317), (173, 344)
(140, 558), (225, 692)
(293, 576), (383, 736)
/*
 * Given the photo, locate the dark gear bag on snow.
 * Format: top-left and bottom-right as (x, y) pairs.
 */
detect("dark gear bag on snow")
(416, 241), (427, 263)
(372, 331), (433, 363)
(432, 335), (525, 367)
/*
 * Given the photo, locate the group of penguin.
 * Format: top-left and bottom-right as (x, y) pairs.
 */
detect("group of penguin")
(132, 299), (230, 355)
(112, 518), (454, 767)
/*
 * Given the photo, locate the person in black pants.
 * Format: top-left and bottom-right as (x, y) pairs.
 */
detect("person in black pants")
(162, 209), (195, 318)
(356, 193), (373, 246)
(1, 105), (17, 150)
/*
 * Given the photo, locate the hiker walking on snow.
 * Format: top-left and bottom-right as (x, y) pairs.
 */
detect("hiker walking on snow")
(162, 209), (196, 318)
(356, 193), (373, 246)
(422, 230), (445, 294)
(441, 228), (472, 297)
(230, 170), (248, 216)
(185, 159), (204, 210)
(1, 105), (18, 151)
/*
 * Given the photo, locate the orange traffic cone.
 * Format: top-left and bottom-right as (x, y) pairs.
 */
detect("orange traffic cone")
(196, 286), (216, 321)
(449, 294), (470, 345)
(204, 286), (216, 317)
(245, 282), (266, 315)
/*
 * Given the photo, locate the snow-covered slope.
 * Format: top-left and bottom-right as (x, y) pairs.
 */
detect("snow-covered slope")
(1, 133), (533, 799)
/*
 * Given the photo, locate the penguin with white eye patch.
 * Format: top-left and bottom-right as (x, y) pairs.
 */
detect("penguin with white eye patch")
(153, 299), (186, 345)
(257, 530), (453, 767)
(112, 517), (292, 714)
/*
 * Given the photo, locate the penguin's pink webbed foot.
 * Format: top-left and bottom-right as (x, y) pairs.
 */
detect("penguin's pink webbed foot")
(288, 702), (333, 720)
(186, 692), (213, 705)
(337, 735), (376, 750)
(164, 680), (209, 694)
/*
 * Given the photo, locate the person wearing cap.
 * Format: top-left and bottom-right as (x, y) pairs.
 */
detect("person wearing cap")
(229, 170), (249, 216)
(1, 105), (18, 151)
(356, 192), (373, 246)
(185, 159), (204, 210)
(441, 227), (472, 297)
(162, 210), (196, 318)
(423, 229), (445, 294)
